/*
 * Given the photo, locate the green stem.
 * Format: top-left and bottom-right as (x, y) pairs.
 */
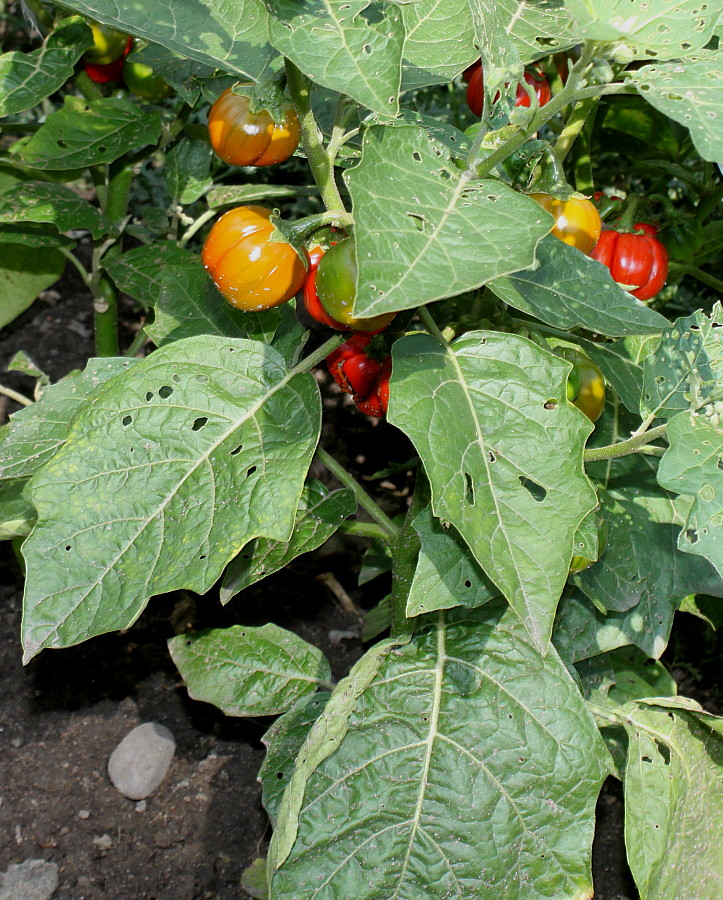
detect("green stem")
(586, 701), (623, 727)
(389, 467), (429, 638)
(326, 96), (358, 167)
(285, 59), (346, 213)
(125, 327), (148, 357)
(58, 248), (92, 288)
(583, 423), (668, 462)
(682, 265), (723, 295)
(418, 306), (448, 344)
(287, 333), (344, 378)
(617, 194), (640, 231)
(93, 274), (120, 357)
(572, 102), (598, 194)
(554, 97), (599, 164)
(697, 183), (723, 222)
(285, 210), (354, 244)
(316, 447), (400, 540)
(179, 208), (218, 248)
(339, 520), (392, 542)
(106, 160), (134, 224)
(0, 383), (32, 407)
(75, 70), (104, 102)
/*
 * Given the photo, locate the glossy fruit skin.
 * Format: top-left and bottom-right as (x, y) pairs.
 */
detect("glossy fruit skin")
(123, 59), (173, 100)
(302, 245), (351, 331)
(356, 389), (385, 418)
(326, 334), (375, 395)
(378, 356), (392, 412)
(529, 193), (602, 255)
(315, 240), (396, 333)
(562, 350), (606, 423)
(590, 227), (668, 301)
(202, 205), (306, 312)
(466, 67), (551, 118)
(208, 87), (300, 168)
(84, 22), (129, 65)
(84, 37), (132, 84)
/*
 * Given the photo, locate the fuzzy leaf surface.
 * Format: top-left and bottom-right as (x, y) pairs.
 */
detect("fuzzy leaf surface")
(0, 182), (113, 238)
(270, 603), (610, 900)
(168, 624), (331, 717)
(21, 336), (320, 660)
(388, 331), (597, 650)
(400, 0), (476, 91)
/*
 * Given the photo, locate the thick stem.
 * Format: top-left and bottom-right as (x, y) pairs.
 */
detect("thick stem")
(583, 423), (668, 462)
(338, 520), (392, 542)
(418, 306), (448, 345)
(554, 97), (599, 164)
(75, 70), (104, 102)
(316, 447), (399, 540)
(285, 59), (346, 213)
(287, 333), (344, 379)
(93, 274), (120, 357)
(683, 265), (723, 295)
(106, 161), (135, 224)
(389, 468), (429, 637)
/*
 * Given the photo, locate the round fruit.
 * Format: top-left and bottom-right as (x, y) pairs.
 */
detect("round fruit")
(208, 87), (300, 167)
(123, 59), (173, 100)
(590, 227), (668, 301)
(529, 193), (602, 255)
(84, 22), (129, 65)
(562, 349), (606, 423)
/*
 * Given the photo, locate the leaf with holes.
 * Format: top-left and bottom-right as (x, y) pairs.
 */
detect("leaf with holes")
(579, 334), (658, 415)
(259, 691), (330, 827)
(406, 504), (499, 617)
(657, 410), (723, 579)
(622, 700), (723, 900)
(640, 304), (723, 421)
(388, 330), (597, 651)
(489, 235), (669, 338)
(575, 646), (677, 708)
(627, 53), (723, 161)
(21, 335), (321, 660)
(0, 17), (92, 117)
(19, 96), (162, 171)
(400, 0), (476, 91)
(220, 480), (355, 603)
(346, 123), (552, 317)
(104, 243), (282, 346)
(0, 358), (137, 482)
(269, 602), (610, 899)
(46, 0), (274, 80)
(566, 0), (720, 60)
(168, 624), (331, 717)
(265, 0), (405, 117)
(0, 182), (114, 239)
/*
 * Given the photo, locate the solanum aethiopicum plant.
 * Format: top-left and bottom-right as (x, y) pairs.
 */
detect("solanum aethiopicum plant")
(466, 63), (551, 117)
(1, 6), (723, 900)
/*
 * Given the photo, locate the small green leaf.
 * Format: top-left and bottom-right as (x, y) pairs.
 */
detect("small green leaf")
(400, 0), (476, 91)
(165, 140), (213, 206)
(0, 243), (65, 329)
(0, 479), (35, 540)
(206, 184), (304, 209)
(168, 623), (331, 717)
(576, 647), (677, 707)
(0, 224), (76, 250)
(0, 182), (113, 238)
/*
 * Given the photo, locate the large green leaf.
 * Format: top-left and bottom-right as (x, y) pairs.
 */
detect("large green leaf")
(165, 140), (213, 206)
(19, 96), (162, 171)
(658, 409), (723, 578)
(265, 1), (405, 116)
(640, 304), (723, 421)
(220, 480), (355, 603)
(346, 123), (552, 317)
(0, 182), (113, 239)
(270, 603), (610, 899)
(400, 0), (476, 91)
(53, 0), (274, 80)
(0, 17), (91, 117)
(580, 334), (658, 415)
(490, 236), (669, 338)
(104, 243), (282, 346)
(388, 330), (597, 650)
(628, 53), (723, 161)
(21, 336), (321, 660)
(565, 0), (720, 59)
(168, 623), (331, 716)
(575, 646), (677, 708)
(0, 243), (65, 329)
(622, 700), (723, 900)
(0, 358), (137, 482)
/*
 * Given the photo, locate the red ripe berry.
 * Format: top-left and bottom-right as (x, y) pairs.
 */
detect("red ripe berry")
(590, 227), (668, 301)
(355, 389), (385, 418)
(341, 354), (380, 398)
(466, 66), (550, 117)
(84, 37), (133, 84)
(303, 245), (351, 331)
(326, 334), (372, 394)
(377, 356), (392, 413)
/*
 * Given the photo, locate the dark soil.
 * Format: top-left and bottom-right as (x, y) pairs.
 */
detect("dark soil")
(2, 269), (717, 900)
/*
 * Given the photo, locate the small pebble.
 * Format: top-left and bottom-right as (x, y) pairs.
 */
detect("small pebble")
(135, 800), (147, 813)
(107, 722), (175, 800)
(78, 809), (90, 820)
(92, 834), (112, 851)
(0, 859), (59, 900)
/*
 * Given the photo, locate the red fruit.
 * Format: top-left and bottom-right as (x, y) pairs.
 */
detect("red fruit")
(466, 66), (551, 117)
(302, 245), (351, 331)
(377, 356), (392, 412)
(341, 354), (380, 398)
(356, 390), (385, 418)
(326, 334), (372, 394)
(84, 37), (132, 84)
(590, 228), (668, 301)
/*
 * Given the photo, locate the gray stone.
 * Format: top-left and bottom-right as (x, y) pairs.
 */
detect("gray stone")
(0, 859), (59, 900)
(107, 722), (175, 800)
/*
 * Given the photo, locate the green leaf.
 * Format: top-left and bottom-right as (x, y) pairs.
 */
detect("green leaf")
(400, 0), (476, 91)
(168, 623), (331, 717)
(19, 96), (162, 171)
(0, 358), (137, 482)
(575, 646), (677, 707)
(165, 140), (213, 206)
(270, 301), (309, 368)
(241, 858), (268, 900)
(622, 700), (723, 900)
(0, 182), (113, 239)
(0, 17), (92, 117)
(0, 243), (65, 329)
(407, 504), (499, 617)
(269, 603), (610, 899)
(658, 409), (723, 578)
(490, 236), (670, 338)
(21, 335), (321, 660)
(259, 691), (330, 827)
(0, 224), (76, 249)
(47, 0), (275, 80)
(640, 304), (723, 421)
(220, 481), (355, 603)
(679, 593), (723, 630)
(601, 95), (687, 158)
(389, 331), (597, 650)
(128, 43), (217, 106)
(580, 334), (658, 414)
(565, 0), (720, 59)
(104, 243), (282, 346)
(266, 1), (405, 117)
(628, 53), (723, 161)
(346, 123), (552, 317)
(0, 479), (35, 540)
(206, 184), (304, 209)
